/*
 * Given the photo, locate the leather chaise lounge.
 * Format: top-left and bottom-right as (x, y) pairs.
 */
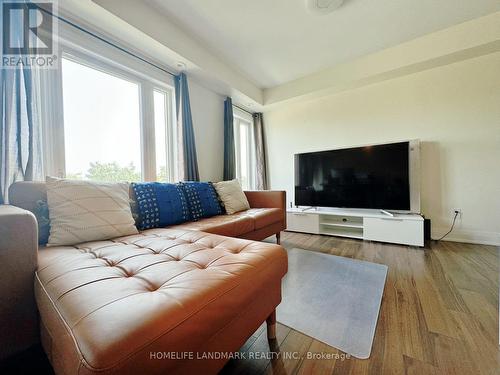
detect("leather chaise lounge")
(0, 182), (288, 375)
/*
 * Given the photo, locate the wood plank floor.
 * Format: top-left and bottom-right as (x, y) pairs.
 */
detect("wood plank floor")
(220, 232), (500, 375)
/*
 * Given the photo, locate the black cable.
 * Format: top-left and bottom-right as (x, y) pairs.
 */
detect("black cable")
(433, 211), (459, 241)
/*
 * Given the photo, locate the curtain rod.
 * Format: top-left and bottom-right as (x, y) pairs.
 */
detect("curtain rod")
(34, 4), (177, 77)
(36, 3), (259, 115)
(233, 104), (255, 116)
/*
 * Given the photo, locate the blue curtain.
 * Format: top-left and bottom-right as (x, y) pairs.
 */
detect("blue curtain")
(223, 97), (235, 180)
(174, 73), (199, 181)
(0, 2), (43, 204)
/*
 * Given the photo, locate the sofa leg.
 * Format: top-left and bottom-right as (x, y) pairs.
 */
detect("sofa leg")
(276, 232), (281, 245)
(266, 309), (277, 340)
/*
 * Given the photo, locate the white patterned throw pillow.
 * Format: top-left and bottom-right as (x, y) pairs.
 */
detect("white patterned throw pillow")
(213, 179), (250, 215)
(46, 177), (138, 246)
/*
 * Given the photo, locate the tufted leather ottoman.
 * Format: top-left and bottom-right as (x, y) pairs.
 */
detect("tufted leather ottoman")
(35, 228), (287, 375)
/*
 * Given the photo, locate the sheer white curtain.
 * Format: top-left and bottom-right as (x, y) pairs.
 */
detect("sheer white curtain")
(0, 4), (44, 203)
(253, 113), (268, 190)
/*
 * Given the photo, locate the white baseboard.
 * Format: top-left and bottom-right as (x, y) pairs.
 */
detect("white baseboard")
(431, 228), (500, 246)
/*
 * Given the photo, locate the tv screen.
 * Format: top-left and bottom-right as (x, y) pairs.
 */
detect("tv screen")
(295, 142), (410, 210)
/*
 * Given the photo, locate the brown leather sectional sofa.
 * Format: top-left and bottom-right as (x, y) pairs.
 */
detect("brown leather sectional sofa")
(0, 182), (288, 375)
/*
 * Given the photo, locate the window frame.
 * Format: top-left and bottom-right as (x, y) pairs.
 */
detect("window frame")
(42, 23), (177, 182)
(153, 88), (175, 182)
(233, 108), (256, 190)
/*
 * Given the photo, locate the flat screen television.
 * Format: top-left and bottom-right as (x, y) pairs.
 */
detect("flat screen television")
(294, 140), (420, 212)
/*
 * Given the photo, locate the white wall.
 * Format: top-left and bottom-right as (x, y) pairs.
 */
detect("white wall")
(264, 52), (500, 245)
(188, 79), (225, 182)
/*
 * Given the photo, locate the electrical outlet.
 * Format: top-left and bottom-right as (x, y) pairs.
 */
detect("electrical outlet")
(453, 208), (462, 217)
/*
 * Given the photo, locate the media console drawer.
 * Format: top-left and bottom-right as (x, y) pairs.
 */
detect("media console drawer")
(287, 212), (320, 234)
(364, 217), (424, 247)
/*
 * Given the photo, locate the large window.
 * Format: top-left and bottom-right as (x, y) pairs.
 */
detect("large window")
(233, 109), (256, 190)
(62, 58), (142, 181)
(43, 27), (176, 183)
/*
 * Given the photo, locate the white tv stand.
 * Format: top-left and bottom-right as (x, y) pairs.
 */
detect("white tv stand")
(287, 207), (424, 247)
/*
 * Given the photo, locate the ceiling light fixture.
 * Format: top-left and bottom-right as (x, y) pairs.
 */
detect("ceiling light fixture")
(306, 0), (344, 15)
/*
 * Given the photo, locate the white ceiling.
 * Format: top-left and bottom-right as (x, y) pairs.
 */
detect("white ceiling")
(147, 0), (500, 88)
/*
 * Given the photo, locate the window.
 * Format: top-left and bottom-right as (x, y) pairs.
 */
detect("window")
(154, 89), (172, 182)
(42, 27), (176, 183)
(62, 58), (142, 181)
(233, 109), (256, 190)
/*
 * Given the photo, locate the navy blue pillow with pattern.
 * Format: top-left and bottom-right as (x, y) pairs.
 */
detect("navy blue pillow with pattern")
(34, 200), (51, 245)
(132, 182), (190, 230)
(181, 181), (223, 221)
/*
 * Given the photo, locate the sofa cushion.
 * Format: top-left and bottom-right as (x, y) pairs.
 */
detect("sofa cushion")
(46, 177), (138, 246)
(169, 214), (255, 237)
(213, 179), (250, 214)
(170, 208), (283, 237)
(132, 182), (190, 230)
(181, 181), (222, 221)
(35, 229), (287, 374)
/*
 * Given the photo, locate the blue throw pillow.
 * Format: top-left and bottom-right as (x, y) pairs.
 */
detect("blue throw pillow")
(132, 182), (190, 230)
(181, 182), (223, 221)
(34, 200), (51, 245)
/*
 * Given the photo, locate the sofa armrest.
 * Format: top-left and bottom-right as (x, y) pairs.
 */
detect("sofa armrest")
(244, 190), (286, 209)
(244, 191), (287, 227)
(0, 205), (39, 359)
